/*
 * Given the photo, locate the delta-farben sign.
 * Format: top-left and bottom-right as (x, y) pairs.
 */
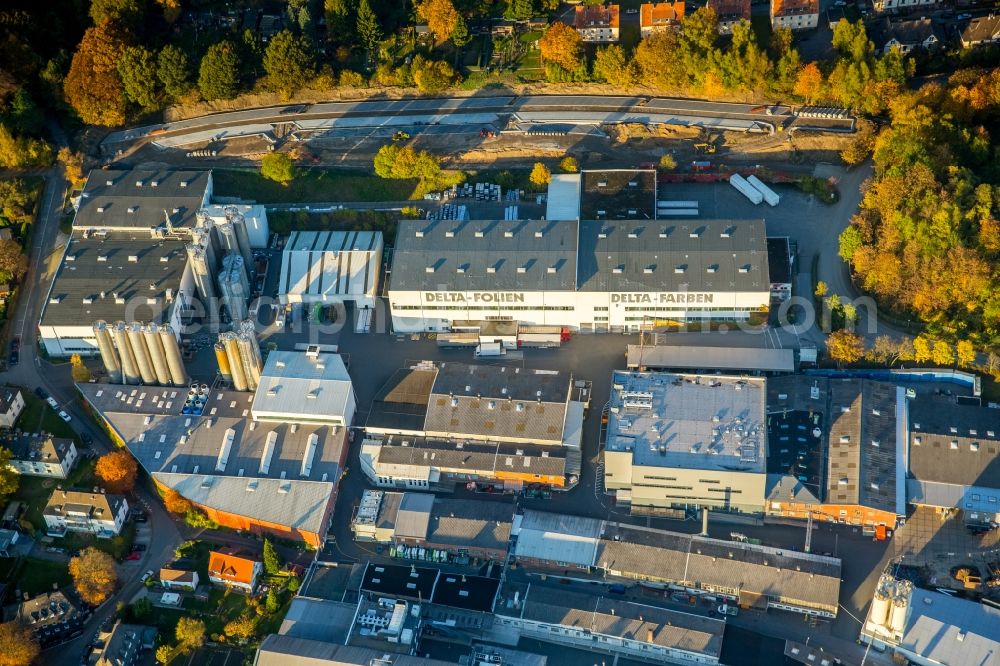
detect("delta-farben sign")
(423, 291), (715, 304)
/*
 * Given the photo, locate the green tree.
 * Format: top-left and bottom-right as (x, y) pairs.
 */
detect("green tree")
(0, 448), (19, 504)
(223, 614), (256, 643)
(839, 225), (863, 263)
(505, 0), (534, 20)
(157, 45), (191, 100)
(89, 0), (144, 26)
(635, 31), (685, 90)
(3, 88), (43, 136)
(840, 121), (876, 166)
(374, 144), (441, 180)
(264, 30), (316, 96)
(412, 58), (455, 93)
(0, 179), (30, 223)
(325, 0), (354, 41)
(198, 41), (241, 101)
(266, 588), (280, 614)
(261, 153), (296, 184)
(357, 0), (382, 63)
(593, 44), (638, 88)
(530, 162), (551, 187)
(451, 15), (470, 48)
(0, 126), (53, 169)
(913, 335), (932, 363)
(931, 340), (954, 366)
(955, 340), (976, 367)
(0, 238), (28, 282)
(263, 538), (281, 574)
(175, 617), (205, 651)
(117, 46), (159, 110)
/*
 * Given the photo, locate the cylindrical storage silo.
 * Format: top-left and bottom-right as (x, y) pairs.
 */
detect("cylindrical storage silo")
(222, 333), (248, 391)
(112, 321), (141, 385)
(214, 343), (233, 383)
(159, 324), (188, 387)
(92, 321), (122, 383)
(144, 324), (171, 385)
(127, 323), (157, 385)
(186, 243), (216, 308)
(870, 587), (891, 628)
(224, 207), (254, 278)
(237, 319), (262, 390)
(889, 596), (907, 633)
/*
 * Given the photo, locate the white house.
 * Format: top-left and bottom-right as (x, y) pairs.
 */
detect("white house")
(159, 568), (200, 591)
(43, 489), (129, 538)
(6, 435), (78, 479)
(0, 388), (24, 428)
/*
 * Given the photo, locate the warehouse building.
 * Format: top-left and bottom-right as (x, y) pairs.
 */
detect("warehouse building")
(906, 397), (1000, 526)
(512, 510), (842, 617)
(361, 361), (585, 491)
(603, 371), (768, 514)
(765, 376), (906, 528)
(351, 490), (512, 562)
(388, 217), (770, 333)
(39, 232), (196, 357)
(278, 230), (383, 309)
(79, 383), (349, 546)
(72, 169), (212, 233)
(495, 583), (725, 665)
(251, 349), (357, 426)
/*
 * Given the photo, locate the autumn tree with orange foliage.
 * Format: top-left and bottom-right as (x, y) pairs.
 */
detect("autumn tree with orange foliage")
(415, 0), (460, 43)
(95, 450), (138, 494)
(70, 548), (117, 605)
(163, 488), (192, 515)
(539, 23), (582, 73)
(64, 22), (129, 126)
(0, 621), (39, 666)
(793, 63), (823, 103)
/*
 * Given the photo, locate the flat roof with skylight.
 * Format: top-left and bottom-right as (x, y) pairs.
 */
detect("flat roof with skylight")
(251, 350), (356, 425)
(606, 371), (766, 473)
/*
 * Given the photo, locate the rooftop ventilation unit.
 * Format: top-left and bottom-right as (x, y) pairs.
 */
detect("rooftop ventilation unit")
(179, 181), (188, 188)
(535, 231), (543, 238)
(445, 231), (454, 238)
(301, 433), (318, 477)
(415, 230), (424, 238)
(216, 428), (236, 472)
(475, 230), (484, 238)
(504, 231), (514, 238)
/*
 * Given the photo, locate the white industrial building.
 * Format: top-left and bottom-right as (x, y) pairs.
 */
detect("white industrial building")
(603, 371), (768, 514)
(278, 230), (383, 309)
(251, 349), (357, 426)
(388, 218), (770, 333)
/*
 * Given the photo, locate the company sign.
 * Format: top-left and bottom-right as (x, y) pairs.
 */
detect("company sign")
(424, 292), (526, 303)
(611, 293), (715, 304)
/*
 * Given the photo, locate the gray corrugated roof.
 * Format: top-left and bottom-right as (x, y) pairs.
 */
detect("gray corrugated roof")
(375, 437), (567, 477)
(256, 635), (454, 666)
(900, 587), (1000, 665)
(394, 492), (434, 539)
(252, 351), (354, 422)
(279, 231), (382, 299)
(365, 367), (436, 432)
(40, 233), (188, 327)
(74, 169), (210, 230)
(278, 598), (356, 643)
(427, 497), (512, 551)
(390, 219), (578, 291)
(514, 510), (602, 567)
(627, 345), (794, 372)
(577, 218), (768, 293)
(79, 383), (346, 484)
(909, 398), (1000, 487)
(154, 472), (334, 535)
(507, 587), (722, 656)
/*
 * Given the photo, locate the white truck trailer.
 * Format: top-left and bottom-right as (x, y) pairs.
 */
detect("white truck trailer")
(729, 174), (763, 205)
(746, 175), (780, 207)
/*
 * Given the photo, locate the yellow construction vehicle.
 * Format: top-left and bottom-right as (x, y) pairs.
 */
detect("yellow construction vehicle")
(694, 143), (717, 154)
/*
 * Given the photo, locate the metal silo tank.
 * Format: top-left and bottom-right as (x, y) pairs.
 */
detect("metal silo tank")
(144, 324), (171, 385)
(127, 323), (157, 384)
(238, 319), (262, 386)
(222, 333), (248, 391)
(214, 342), (233, 383)
(159, 324), (188, 386)
(224, 206), (254, 277)
(870, 586), (891, 628)
(112, 321), (140, 384)
(186, 243), (216, 303)
(92, 321), (122, 383)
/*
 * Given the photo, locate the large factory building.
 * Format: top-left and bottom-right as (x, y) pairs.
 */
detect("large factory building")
(39, 169), (269, 359)
(388, 217), (770, 333)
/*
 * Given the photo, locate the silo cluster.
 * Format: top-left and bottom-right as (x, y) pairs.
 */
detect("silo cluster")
(182, 382), (210, 416)
(217, 319), (262, 391)
(867, 575), (912, 639)
(92, 320), (188, 387)
(218, 253), (250, 322)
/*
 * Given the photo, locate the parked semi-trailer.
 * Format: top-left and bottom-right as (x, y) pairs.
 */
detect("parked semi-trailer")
(746, 175), (780, 207)
(729, 173), (763, 205)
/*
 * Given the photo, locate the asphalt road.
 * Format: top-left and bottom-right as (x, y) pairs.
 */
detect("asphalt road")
(102, 94), (853, 153)
(0, 166), (184, 666)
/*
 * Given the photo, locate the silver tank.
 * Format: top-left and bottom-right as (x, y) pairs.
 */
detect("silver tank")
(127, 323), (157, 384)
(92, 321), (122, 383)
(112, 321), (140, 384)
(221, 332), (248, 391)
(159, 324), (188, 387)
(143, 324), (171, 385)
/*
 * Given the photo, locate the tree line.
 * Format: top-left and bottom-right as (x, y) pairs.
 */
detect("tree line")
(838, 67), (1000, 350)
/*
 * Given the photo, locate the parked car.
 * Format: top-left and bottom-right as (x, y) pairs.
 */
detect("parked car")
(34, 387), (49, 399)
(8, 350), (18, 366)
(608, 583), (627, 595)
(718, 604), (739, 616)
(132, 544), (147, 552)
(46, 397), (59, 409)
(58, 411), (72, 422)
(957, 12), (972, 19)
(140, 570), (154, 583)
(11, 336), (20, 352)
(125, 552), (141, 561)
